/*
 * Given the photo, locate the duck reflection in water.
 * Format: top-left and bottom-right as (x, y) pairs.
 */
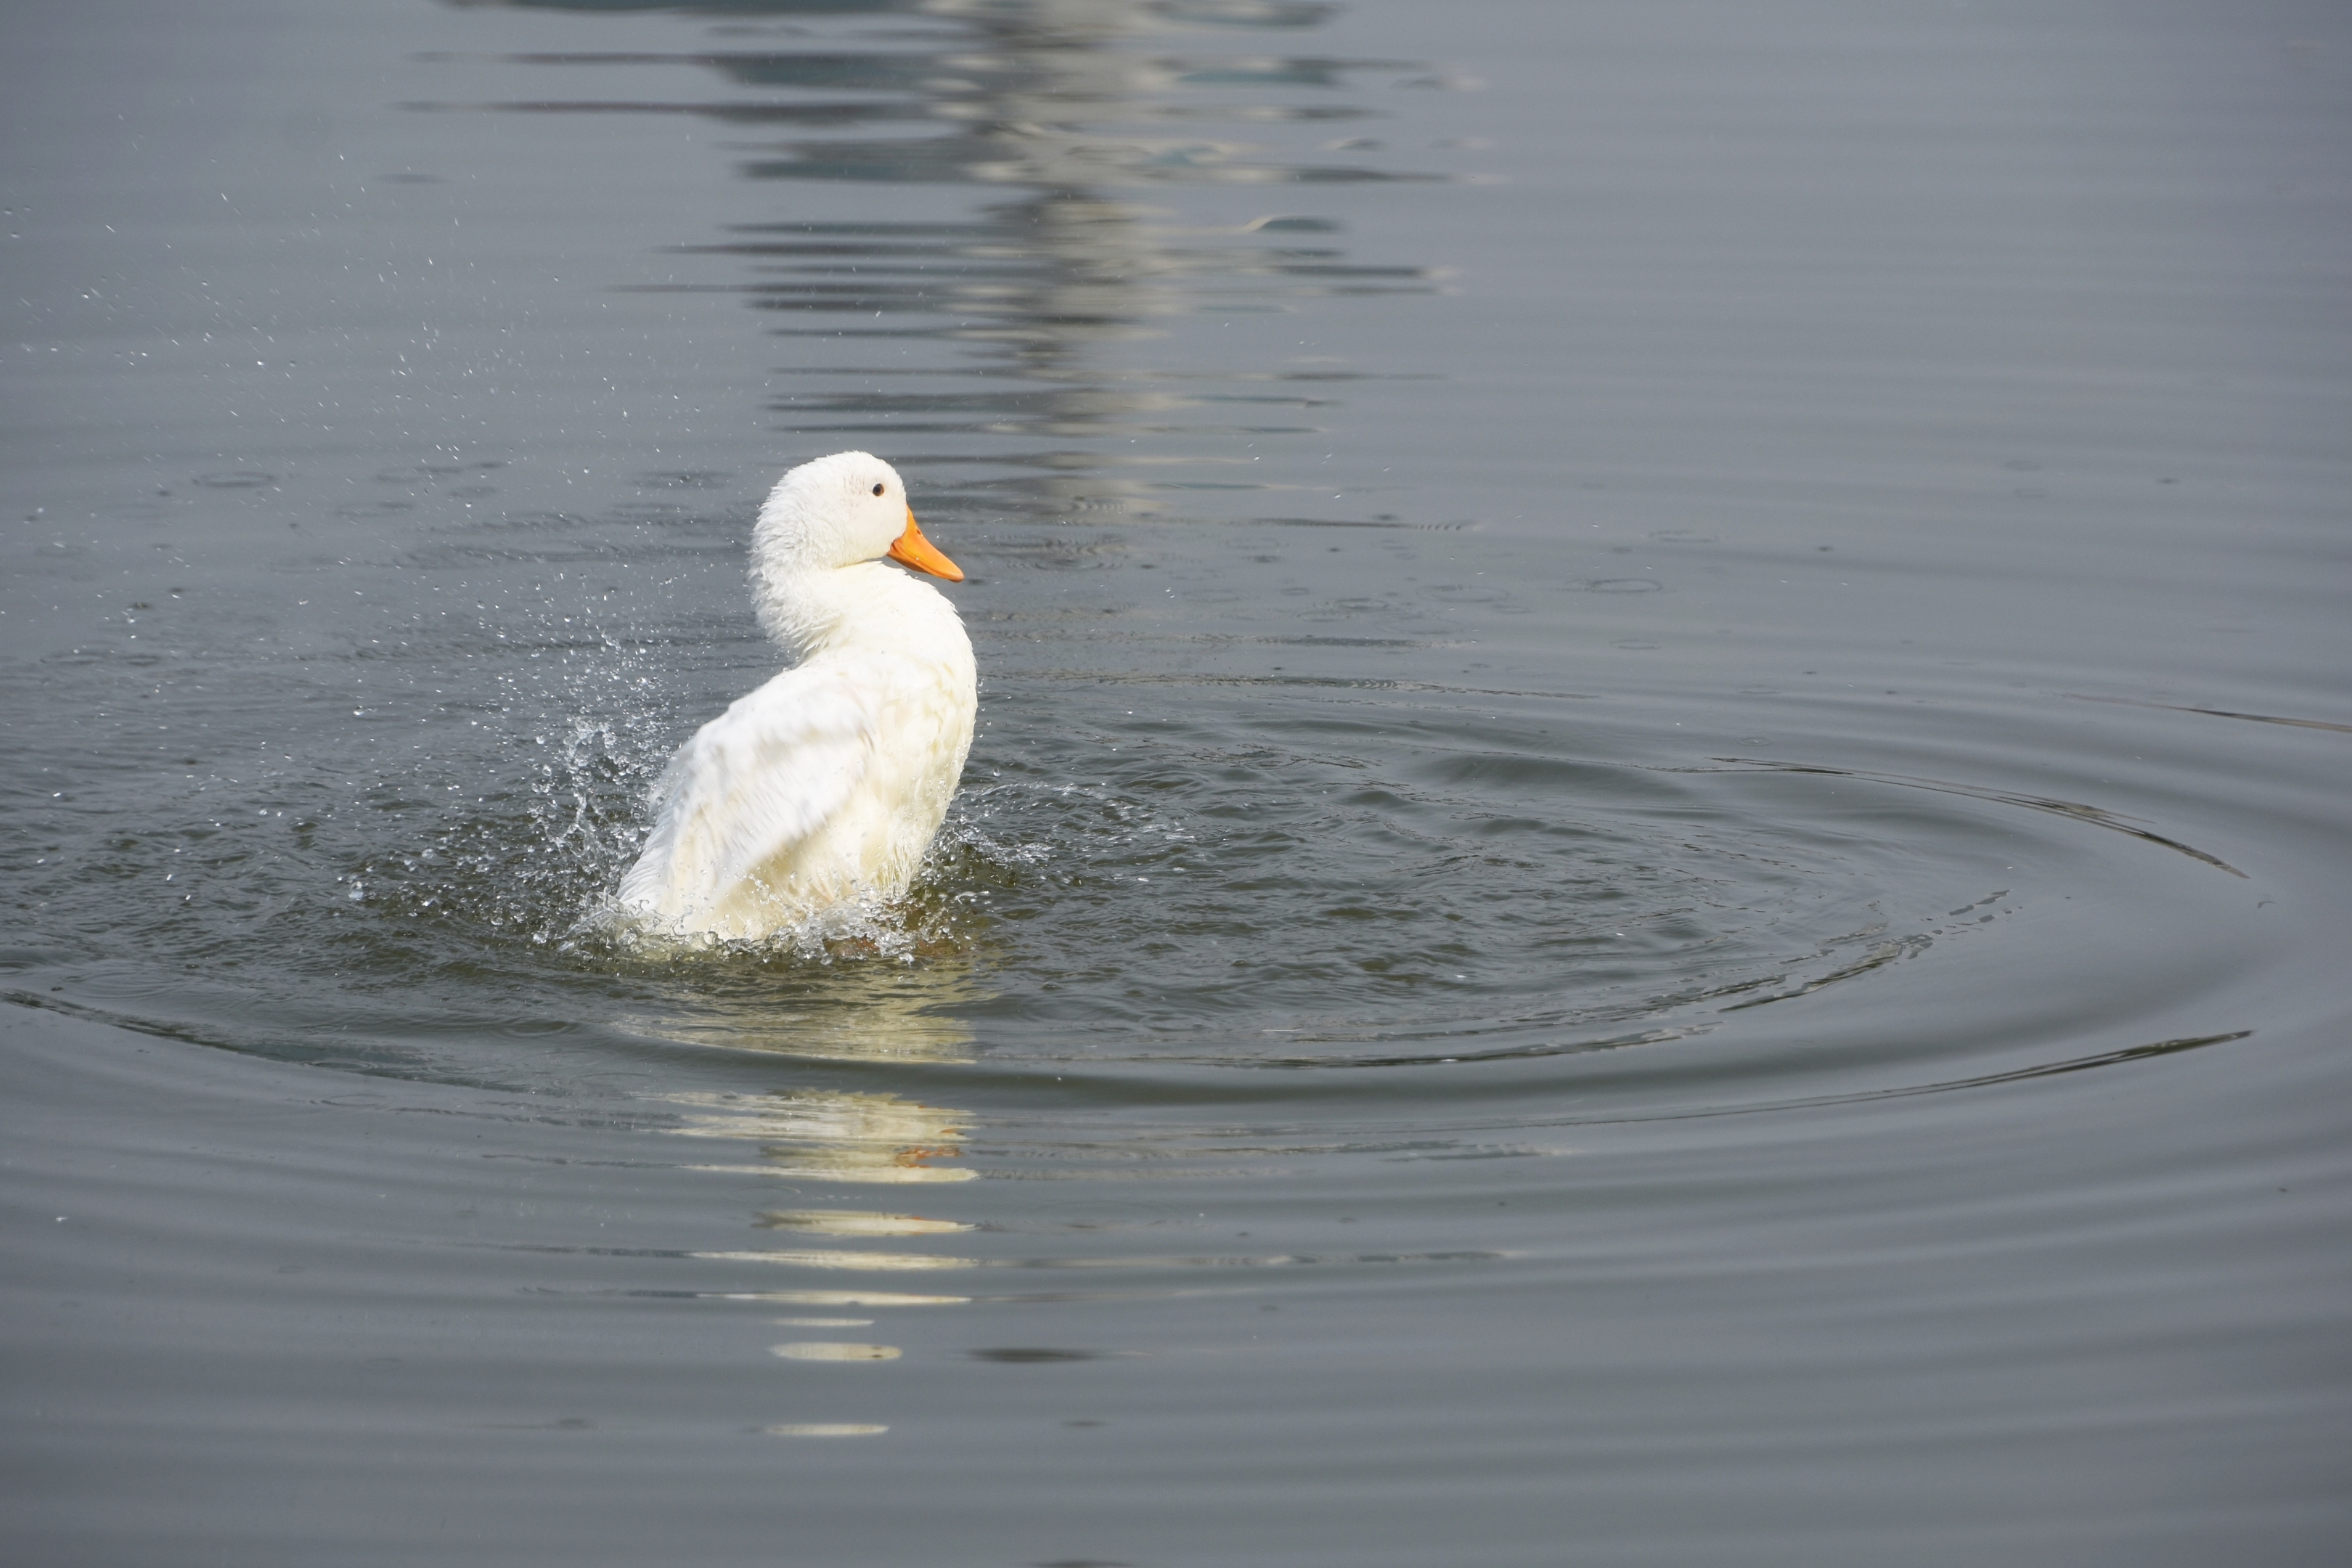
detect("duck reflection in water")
(663, 1082), (973, 1187)
(625, 945), (984, 1068)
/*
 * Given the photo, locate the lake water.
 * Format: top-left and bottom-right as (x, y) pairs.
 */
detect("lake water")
(4, 1), (2349, 1563)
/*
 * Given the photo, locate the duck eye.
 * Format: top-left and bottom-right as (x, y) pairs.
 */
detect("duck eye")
(872, 483), (886, 497)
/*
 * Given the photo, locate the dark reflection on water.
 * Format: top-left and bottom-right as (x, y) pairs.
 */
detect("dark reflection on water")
(4, 0), (2351, 1563)
(419, 0), (1448, 525)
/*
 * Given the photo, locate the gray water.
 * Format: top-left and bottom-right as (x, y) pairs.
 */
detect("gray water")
(4, 1), (2350, 1563)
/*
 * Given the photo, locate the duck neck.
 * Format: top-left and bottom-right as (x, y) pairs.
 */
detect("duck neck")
(753, 558), (905, 663)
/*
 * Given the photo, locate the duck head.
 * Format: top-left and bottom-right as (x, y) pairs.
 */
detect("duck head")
(751, 451), (963, 583)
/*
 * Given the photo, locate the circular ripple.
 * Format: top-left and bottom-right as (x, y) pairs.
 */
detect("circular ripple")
(900, 682), (2259, 1088)
(5, 649), (2270, 1124)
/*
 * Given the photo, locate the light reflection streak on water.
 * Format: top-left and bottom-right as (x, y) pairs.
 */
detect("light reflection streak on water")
(757, 1209), (974, 1235)
(663, 1088), (976, 1183)
(712, 1290), (970, 1307)
(698, 1247), (977, 1270)
(759, 1422), (891, 1437)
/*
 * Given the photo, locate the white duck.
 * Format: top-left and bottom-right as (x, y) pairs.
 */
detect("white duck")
(616, 452), (975, 941)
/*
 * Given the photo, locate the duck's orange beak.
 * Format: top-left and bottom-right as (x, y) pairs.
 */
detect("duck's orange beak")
(886, 507), (963, 582)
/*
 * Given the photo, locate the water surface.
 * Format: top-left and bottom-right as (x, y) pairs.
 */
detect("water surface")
(4, 1), (2350, 1564)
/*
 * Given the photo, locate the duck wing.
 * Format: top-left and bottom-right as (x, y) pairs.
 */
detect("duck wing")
(618, 665), (877, 920)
